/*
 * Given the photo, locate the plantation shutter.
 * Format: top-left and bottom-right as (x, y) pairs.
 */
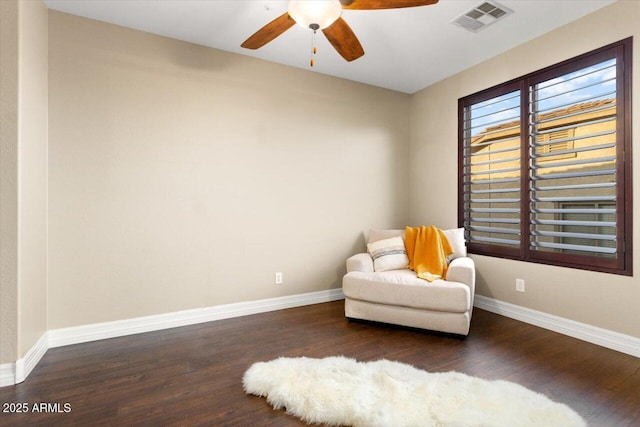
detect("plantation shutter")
(461, 88), (522, 254)
(459, 38), (631, 275)
(560, 203), (616, 254)
(529, 58), (618, 256)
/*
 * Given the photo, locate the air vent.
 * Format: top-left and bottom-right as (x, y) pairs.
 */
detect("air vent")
(451, 1), (513, 33)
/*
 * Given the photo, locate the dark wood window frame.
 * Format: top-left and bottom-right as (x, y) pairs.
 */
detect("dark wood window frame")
(458, 37), (633, 276)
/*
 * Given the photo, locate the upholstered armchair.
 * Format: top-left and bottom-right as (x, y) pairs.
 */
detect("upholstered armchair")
(342, 229), (476, 335)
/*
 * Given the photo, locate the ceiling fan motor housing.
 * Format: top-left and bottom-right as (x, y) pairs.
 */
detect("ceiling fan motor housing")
(288, 0), (343, 30)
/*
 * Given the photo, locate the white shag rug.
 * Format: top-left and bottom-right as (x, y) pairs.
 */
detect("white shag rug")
(243, 356), (586, 427)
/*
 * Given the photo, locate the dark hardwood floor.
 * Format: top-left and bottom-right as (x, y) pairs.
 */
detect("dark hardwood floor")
(1, 300), (638, 426)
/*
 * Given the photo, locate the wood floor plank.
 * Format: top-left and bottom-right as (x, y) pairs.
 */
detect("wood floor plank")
(0, 301), (638, 426)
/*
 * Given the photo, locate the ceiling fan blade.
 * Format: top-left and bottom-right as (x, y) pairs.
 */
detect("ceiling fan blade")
(241, 13), (295, 50)
(341, 0), (438, 10)
(322, 17), (364, 62)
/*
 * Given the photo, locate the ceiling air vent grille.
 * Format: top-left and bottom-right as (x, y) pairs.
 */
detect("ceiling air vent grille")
(451, 1), (513, 33)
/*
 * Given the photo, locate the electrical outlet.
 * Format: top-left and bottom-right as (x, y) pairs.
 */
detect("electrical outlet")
(275, 272), (283, 285)
(516, 278), (525, 292)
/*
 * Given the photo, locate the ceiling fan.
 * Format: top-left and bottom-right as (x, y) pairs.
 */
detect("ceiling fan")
(241, 0), (439, 63)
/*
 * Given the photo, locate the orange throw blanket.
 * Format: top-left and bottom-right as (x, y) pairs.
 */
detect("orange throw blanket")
(405, 225), (453, 282)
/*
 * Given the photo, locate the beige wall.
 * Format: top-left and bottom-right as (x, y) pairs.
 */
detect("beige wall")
(3, 0), (636, 366)
(410, 0), (639, 338)
(47, 11), (410, 328)
(0, 0), (48, 365)
(0, 0), (20, 365)
(18, 0), (48, 359)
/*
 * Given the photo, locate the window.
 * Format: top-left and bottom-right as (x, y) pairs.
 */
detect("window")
(458, 38), (632, 275)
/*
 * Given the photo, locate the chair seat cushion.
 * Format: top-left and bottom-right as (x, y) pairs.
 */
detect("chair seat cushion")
(343, 269), (471, 313)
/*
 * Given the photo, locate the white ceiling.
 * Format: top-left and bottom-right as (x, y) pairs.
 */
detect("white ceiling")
(44, 0), (615, 94)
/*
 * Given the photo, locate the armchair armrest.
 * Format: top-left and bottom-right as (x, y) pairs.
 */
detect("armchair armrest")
(346, 253), (374, 273)
(446, 257), (475, 292)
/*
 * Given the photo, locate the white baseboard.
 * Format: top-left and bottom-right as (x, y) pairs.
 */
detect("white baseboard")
(474, 294), (640, 358)
(16, 331), (49, 383)
(4, 289), (634, 388)
(0, 331), (49, 387)
(48, 288), (345, 348)
(0, 288), (344, 387)
(0, 363), (16, 387)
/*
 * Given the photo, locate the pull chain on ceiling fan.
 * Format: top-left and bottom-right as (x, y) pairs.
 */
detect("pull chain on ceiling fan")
(289, 0), (343, 66)
(241, 0), (439, 63)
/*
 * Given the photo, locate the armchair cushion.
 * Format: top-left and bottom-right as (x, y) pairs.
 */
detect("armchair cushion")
(442, 228), (467, 259)
(343, 269), (471, 313)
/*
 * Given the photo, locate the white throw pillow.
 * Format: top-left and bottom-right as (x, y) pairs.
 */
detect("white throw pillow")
(366, 236), (409, 272)
(443, 227), (467, 259)
(367, 229), (404, 244)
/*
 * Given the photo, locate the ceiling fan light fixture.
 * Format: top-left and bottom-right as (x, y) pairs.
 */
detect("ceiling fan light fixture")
(288, 0), (343, 30)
